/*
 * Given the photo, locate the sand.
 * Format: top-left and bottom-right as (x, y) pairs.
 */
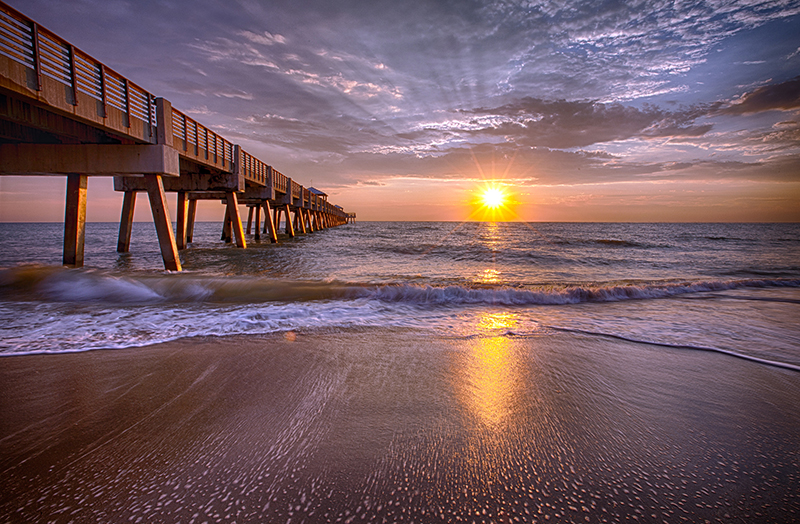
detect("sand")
(1, 329), (799, 522)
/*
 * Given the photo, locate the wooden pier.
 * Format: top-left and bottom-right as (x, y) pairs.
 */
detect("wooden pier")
(0, 2), (353, 271)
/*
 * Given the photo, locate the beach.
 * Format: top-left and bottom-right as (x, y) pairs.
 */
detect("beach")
(2, 328), (799, 522)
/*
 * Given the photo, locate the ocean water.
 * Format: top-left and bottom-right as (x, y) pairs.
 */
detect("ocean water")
(1, 221), (799, 367)
(2, 221), (800, 522)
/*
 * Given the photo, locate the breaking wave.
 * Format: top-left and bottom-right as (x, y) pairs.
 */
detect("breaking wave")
(1, 265), (797, 306)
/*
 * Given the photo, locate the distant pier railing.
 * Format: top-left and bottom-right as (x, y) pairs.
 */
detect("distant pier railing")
(0, 1), (353, 271)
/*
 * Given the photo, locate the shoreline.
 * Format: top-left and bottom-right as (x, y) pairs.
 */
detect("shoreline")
(2, 330), (799, 522)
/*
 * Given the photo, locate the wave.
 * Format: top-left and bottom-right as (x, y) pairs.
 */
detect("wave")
(1, 265), (797, 307)
(552, 239), (667, 249)
(367, 279), (800, 305)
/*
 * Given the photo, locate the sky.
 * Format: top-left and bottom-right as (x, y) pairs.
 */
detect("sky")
(2, 0), (800, 222)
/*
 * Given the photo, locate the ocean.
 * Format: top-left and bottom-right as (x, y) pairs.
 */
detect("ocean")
(1, 221), (799, 365)
(1, 221), (799, 522)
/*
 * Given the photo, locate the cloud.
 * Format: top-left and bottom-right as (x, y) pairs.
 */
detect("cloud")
(239, 30), (286, 46)
(445, 98), (714, 149)
(719, 76), (800, 114)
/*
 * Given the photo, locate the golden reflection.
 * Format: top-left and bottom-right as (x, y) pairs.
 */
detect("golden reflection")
(465, 336), (515, 427)
(477, 311), (518, 332)
(478, 268), (501, 284)
(456, 312), (523, 429)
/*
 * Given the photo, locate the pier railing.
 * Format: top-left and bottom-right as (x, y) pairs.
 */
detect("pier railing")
(0, 1), (348, 217)
(171, 107), (235, 172)
(1, 3), (156, 141)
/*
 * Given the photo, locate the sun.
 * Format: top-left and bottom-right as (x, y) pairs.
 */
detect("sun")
(470, 183), (517, 221)
(481, 187), (506, 209)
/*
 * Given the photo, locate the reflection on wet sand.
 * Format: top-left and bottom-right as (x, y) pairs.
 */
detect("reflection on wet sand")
(460, 312), (523, 429)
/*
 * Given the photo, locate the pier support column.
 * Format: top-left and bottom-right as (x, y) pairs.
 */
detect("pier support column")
(284, 204), (295, 237)
(226, 193), (247, 248)
(263, 201), (278, 243)
(186, 199), (197, 243)
(117, 190), (136, 253)
(246, 207), (254, 235)
(144, 174), (181, 271)
(63, 173), (87, 267)
(253, 205), (261, 241)
(176, 191), (188, 250)
(305, 209), (315, 232)
(221, 206), (232, 243)
(296, 208), (307, 234)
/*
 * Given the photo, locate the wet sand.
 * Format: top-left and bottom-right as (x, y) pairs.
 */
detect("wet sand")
(1, 329), (799, 523)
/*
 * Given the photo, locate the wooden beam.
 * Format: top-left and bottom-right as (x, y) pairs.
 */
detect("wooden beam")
(144, 174), (181, 271)
(246, 206), (254, 234)
(155, 98), (173, 147)
(117, 190), (136, 253)
(263, 201), (278, 243)
(221, 205), (232, 243)
(63, 174), (87, 267)
(254, 205), (261, 241)
(284, 204), (295, 237)
(227, 193), (247, 248)
(0, 144), (180, 176)
(176, 191), (189, 250)
(296, 208), (307, 234)
(306, 208), (315, 232)
(186, 199), (197, 243)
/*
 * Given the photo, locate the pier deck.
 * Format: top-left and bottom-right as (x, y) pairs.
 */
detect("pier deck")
(0, 1), (353, 270)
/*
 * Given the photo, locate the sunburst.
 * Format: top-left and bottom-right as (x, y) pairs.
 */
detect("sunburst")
(481, 187), (506, 209)
(471, 183), (516, 221)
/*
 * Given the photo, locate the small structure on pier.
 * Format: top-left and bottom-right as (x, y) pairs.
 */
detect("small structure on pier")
(0, 1), (353, 271)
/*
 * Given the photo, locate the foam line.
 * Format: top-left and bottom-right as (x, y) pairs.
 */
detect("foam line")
(547, 326), (800, 373)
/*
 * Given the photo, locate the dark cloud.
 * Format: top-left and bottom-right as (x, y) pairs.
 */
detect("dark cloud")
(720, 76), (800, 114)
(455, 98), (715, 148)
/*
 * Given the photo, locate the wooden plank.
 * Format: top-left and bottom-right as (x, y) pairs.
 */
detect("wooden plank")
(63, 173), (87, 266)
(144, 174), (181, 271)
(116, 190), (135, 253)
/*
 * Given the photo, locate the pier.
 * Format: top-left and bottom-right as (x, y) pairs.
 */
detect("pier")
(0, 2), (353, 271)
